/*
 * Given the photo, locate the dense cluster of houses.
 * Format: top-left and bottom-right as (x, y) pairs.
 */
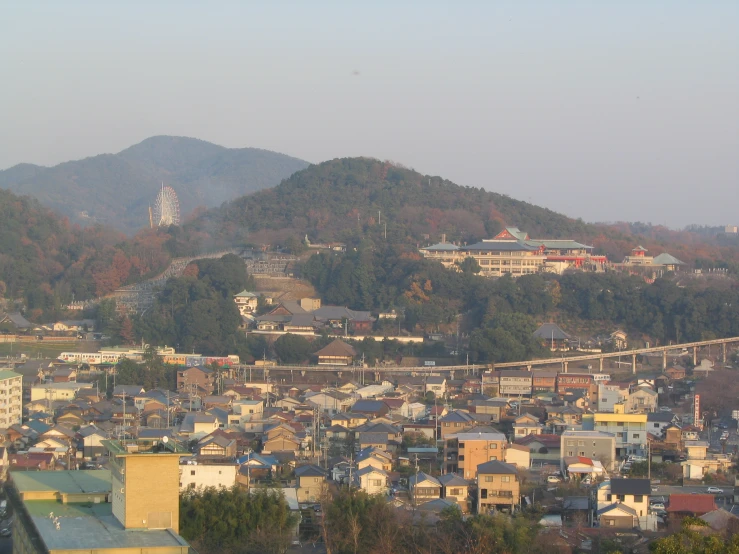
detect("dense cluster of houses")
(2, 346), (733, 538)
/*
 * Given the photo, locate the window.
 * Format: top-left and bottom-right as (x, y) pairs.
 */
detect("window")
(633, 434), (639, 439)
(578, 440), (585, 446)
(579, 451), (585, 456)
(653, 423), (660, 428)
(617, 495), (625, 502)
(567, 451), (573, 456)
(607, 519), (615, 526)
(489, 456), (497, 461)
(450, 488), (460, 496)
(481, 489), (488, 499)
(191, 470), (195, 475)
(607, 494), (612, 501)
(566, 440), (575, 446)
(458, 442), (465, 449)
(501, 476), (510, 482)
(634, 495), (643, 502)
(485, 476), (493, 482)
(617, 422), (624, 427)
(489, 443), (497, 449)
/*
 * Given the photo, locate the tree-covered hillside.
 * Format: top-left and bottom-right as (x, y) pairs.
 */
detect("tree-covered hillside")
(0, 136), (308, 233)
(192, 157), (739, 265)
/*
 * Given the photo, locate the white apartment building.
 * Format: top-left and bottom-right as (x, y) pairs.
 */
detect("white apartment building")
(179, 461), (238, 490)
(0, 370), (22, 428)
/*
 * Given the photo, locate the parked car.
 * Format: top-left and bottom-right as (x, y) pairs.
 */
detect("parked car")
(651, 486), (659, 492)
(707, 487), (724, 494)
(547, 475), (562, 483)
(650, 502), (666, 510)
(659, 406), (672, 412)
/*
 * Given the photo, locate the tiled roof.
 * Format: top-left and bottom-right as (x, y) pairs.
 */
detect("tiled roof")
(476, 460), (517, 475)
(667, 494), (717, 514)
(533, 323), (571, 341)
(314, 339), (357, 357)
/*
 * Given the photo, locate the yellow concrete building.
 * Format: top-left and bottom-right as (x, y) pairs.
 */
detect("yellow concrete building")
(8, 439), (191, 554)
(593, 406), (648, 458)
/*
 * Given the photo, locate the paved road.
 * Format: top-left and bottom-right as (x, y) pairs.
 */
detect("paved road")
(650, 485), (734, 506)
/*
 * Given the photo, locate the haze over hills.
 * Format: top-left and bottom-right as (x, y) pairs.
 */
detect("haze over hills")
(190, 157), (739, 265)
(0, 136), (309, 234)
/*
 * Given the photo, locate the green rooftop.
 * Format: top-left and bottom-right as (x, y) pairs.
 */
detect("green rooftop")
(12, 470), (111, 495)
(0, 370), (21, 381)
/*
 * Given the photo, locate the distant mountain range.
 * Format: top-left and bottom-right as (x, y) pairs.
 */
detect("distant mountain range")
(0, 136), (309, 233)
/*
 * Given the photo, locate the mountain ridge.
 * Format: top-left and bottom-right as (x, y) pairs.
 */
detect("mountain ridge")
(0, 136), (309, 234)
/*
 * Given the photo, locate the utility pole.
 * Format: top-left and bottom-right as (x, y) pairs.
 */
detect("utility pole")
(647, 440), (651, 481)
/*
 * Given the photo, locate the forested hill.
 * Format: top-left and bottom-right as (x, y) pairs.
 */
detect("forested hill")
(0, 136), (309, 234)
(0, 188), (179, 320)
(192, 157), (739, 264)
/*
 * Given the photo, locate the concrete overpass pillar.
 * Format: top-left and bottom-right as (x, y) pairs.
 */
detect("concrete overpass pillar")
(662, 350), (667, 370)
(337, 371), (343, 378)
(301, 370), (306, 377)
(693, 346), (698, 366)
(632, 354), (637, 374)
(599, 357), (603, 372)
(563, 361), (568, 373)
(450, 370), (455, 380)
(375, 371), (381, 382)
(526, 365), (532, 372)
(722, 342), (727, 363)
(264, 369), (269, 380)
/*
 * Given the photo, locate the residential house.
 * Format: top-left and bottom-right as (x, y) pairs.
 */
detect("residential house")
(179, 413), (219, 438)
(305, 391), (355, 415)
(330, 413), (369, 429)
(409, 472), (441, 504)
(546, 405), (583, 426)
(425, 376), (447, 398)
(312, 306), (374, 335)
(664, 366), (687, 380)
(295, 464), (327, 503)
(356, 448), (393, 473)
(354, 466), (389, 495)
(647, 412), (678, 436)
(438, 473), (470, 512)
(439, 410), (476, 440)
(515, 434), (561, 465)
(198, 434), (237, 458)
(667, 494), (717, 518)
(350, 400), (389, 419)
(379, 398), (410, 418)
(512, 413), (543, 437)
(177, 366), (215, 395)
(504, 444), (531, 469)
(593, 406), (648, 457)
(498, 370), (533, 398)
(445, 429), (507, 478)
(596, 479), (652, 529)
(8, 452), (55, 471)
(234, 290), (259, 315)
(626, 386), (657, 413)
(562, 456), (606, 481)
(560, 430), (617, 472)
(598, 384), (629, 412)
(611, 330), (628, 349)
(78, 425), (109, 459)
(469, 399), (507, 423)
(262, 424), (301, 454)
(476, 460), (520, 513)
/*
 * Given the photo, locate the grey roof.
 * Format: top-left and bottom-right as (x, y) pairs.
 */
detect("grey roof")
(417, 498), (457, 513)
(358, 432), (389, 445)
(137, 428), (173, 440)
(527, 239), (593, 250)
(409, 471), (441, 488)
(421, 242), (460, 251)
(609, 478), (651, 495)
(563, 496), (590, 511)
(533, 323), (571, 341)
(476, 460), (517, 475)
(439, 410), (476, 423)
(437, 473), (469, 487)
(653, 253), (685, 266)
(2, 312), (31, 329)
(351, 399), (387, 413)
(499, 370), (533, 379)
(356, 465), (387, 477)
(426, 376), (446, 385)
(313, 306), (373, 322)
(285, 314), (317, 327)
(295, 464), (326, 478)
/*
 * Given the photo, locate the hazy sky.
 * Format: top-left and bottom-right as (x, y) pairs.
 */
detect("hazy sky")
(2, 1), (737, 227)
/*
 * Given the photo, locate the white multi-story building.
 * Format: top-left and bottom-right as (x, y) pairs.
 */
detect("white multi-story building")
(0, 370), (23, 428)
(179, 461), (238, 490)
